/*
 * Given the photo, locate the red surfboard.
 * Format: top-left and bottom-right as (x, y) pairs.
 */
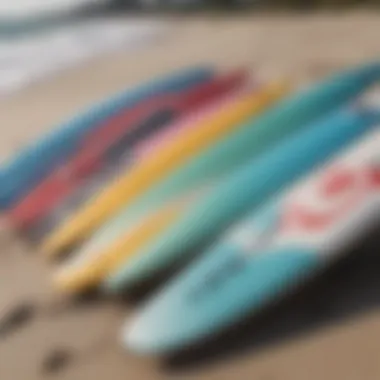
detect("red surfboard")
(9, 70), (248, 233)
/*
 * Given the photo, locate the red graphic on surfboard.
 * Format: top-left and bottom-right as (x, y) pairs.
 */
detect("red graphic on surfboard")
(283, 160), (380, 233)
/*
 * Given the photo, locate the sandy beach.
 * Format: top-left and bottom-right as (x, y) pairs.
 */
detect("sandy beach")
(0, 12), (379, 380)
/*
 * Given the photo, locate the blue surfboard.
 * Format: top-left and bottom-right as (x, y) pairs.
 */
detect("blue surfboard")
(0, 66), (214, 209)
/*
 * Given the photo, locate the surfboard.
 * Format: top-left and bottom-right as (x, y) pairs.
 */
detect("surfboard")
(48, 63), (380, 273)
(42, 81), (287, 256)
(54, 106), (380, 294)
(9, 70), (247, 233)
(123, 125), (380, 354)
(0, 66), (214, 209)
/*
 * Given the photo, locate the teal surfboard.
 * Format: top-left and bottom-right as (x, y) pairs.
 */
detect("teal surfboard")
(124, 124), (380, 354)
(0, 66), (213, 209)
(104, 106), (379, 291)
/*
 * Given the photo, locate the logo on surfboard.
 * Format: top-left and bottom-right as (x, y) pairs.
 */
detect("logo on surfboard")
(284, 160), (380, 233)
(229, 152), (380, 256)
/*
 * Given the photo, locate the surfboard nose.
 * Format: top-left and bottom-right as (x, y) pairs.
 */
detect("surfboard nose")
(124, 318), (163, 355)
(124, 299), (196, 355)
(123, 246), (319, 355)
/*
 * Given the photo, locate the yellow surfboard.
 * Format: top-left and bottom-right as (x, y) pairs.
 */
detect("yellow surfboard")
(43, 82), (287, 256)
(54, 187), (203, 293)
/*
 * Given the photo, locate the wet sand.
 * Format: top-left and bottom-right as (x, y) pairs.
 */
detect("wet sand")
(0, 12), (379, 380)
